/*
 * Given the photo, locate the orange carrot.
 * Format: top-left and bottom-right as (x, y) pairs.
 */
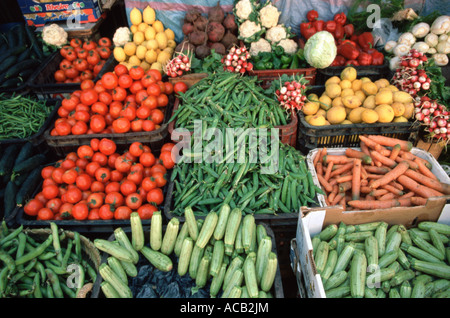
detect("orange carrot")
(335, 175), (353, 183)
(361, 179), (369, 187)
(359, 135), (390, 156)
(389, 180), (404, 191)
(331, 192), (345, 205)
(328, 191), (336, 204)
(339, 196), (346, 210)
(361, 186), (372, 194)
(367, 135), (413, 152)
(364, 166), (391, 174)
(411, 196), (428, 206)
(317, 174), (333, 193)
(329, 178), (337, 186)
(319, 147), (327, 163)
(323, 155), (354, 165)
(404, 169), (450, 195)
(316, 162), (324, 177)
(370, 150), (397, 168)
(389, 144), (402, 160)
(360, 166), (368, 180)
(381, 184), (404, 196)
(378, 192), (396, 201)
(369, 189), (389, 197)
(360, 140), (374, 166)
(352, 159), (362, 200)
(345, 148), (373, 165)
(395, 156), (419, 170)
(367, 174), (383, 179)
(398, 191), (415, 199)
(365, 195), (375, 201)
(324, 162), (334, 181)
(370, 161), (410, 189)
(313, 148), (323, 167)
(399, 151), (433, 169)
(416, 159), (439, 181)
(339, 181), (352, 193)
(397, 175), (445, 198)
(330, 162), (354, 178)
(347, 197), (413, 210)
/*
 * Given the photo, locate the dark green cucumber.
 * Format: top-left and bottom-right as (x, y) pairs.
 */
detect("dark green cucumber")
(0, 144), (20, 176)
(14, 142), (34, 167)
(4, 59), (40, 80)
(4, 181), (18, 217)
(15, 167), (42, 207)
(24, 25), (43, 60)
(0, 56), (18, 74)
(13, 153), (46, 174)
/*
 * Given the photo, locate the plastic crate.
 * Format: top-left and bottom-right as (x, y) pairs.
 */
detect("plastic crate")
(90, 223), (284, 298)
(296, 86), (420, 154)
(248, 67), (317, 89)
(168, 98), (299, 148)
(28, 52), (116, 99)
(43, 95), (174, 157)
(315, 61), (391, 85)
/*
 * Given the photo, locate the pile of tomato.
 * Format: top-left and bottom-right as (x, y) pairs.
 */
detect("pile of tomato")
(54, 37), (113, 84)
(23, 138), (176, 221)
(50, 65), (188, 136)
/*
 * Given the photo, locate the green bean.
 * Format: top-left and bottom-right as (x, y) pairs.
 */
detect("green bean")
(15, 234), (53, 266)
(0, 225), (23, 246)
(45, 268), (64, 298)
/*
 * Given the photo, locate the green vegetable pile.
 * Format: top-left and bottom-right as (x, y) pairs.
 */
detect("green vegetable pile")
(0, 94), (53, 140)
(170, 71), (291, 130)
(0, 222), (98, 298)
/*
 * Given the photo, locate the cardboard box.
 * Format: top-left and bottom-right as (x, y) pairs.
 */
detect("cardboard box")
(306, 146), (450, 208)
(295, 197), (450, 298)
(18, 0), (102, 27)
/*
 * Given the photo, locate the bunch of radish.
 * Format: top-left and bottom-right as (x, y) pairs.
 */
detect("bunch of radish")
(391, 49), (431, 96)
(275, 76), (308, 111)
(221, 46), (253, 73)
(164, 51), (192, 78)
(414, 95), (450, 142)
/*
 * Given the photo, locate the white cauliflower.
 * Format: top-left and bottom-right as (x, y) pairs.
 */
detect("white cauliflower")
(249, 38), (272, 56)
(113, 27), (132, 47)
(235, 0), (254, 21)
(42, 24), (68, 48)
(259, 3), (280, 29)
(265, 25), (287, 43)
(239, 20), (262, 40)
(278, 38), (298, 55)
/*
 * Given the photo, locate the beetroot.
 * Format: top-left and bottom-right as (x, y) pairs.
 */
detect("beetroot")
(221, 30), (238, 49)
(194, 15), (208, 31)
(182, 23), (194, 36)
(184, 8), (202, 23)
(207, 22), (225, 43)
(210, 42), (226, 55)
(223, 13), (237, 34)
(175, 40), (195, 55)
(189, 30), (207, 46)
(196, 44), (211, 59)
(208, 1), (225, 23)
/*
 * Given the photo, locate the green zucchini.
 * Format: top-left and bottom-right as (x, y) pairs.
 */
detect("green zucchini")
(0, 56), (17, 74)
(0, 144), (20, 176)
(4, 59), (40, 80)
(13, 154), (46, 174)
(15, 167), (42, 207)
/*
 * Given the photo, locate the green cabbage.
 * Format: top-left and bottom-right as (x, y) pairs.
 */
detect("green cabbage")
(303, 31), (337, 69)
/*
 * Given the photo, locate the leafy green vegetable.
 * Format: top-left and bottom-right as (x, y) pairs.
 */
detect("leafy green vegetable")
(190, 50), (223, 74)
(421, 58), (450, 106)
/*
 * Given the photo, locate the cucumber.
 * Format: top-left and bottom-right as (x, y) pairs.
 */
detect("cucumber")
(14, 142), (34, 167)
(4, 59), (40, 80)
(0, 56), (18, 74)
(4, 181), (18, 217)
(24, 25), (43, 60)
(0, 144), (20, 176)
(15, 167), (41, 207)
(13, 154), (46, 175)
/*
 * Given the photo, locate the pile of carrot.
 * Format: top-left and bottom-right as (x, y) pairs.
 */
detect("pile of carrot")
(313, 135), (450, 211)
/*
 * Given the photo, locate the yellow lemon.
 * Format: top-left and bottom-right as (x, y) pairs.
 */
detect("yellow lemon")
(341, 88), (354, 98)
(362, 95), (376, 109)
(347, 107), (366, 124)
(319, 95), (332, 110)
(113, 46), (126, 62)
(136, 45), (147, 60)
(130, 7), (143, 25)
(375, 90), (393, 105)
(393, 91), (413, 104)
(137, 22), (149, 33)
(352, 79), (363, 91)
(354, 90), (366, 103)
(133, 31), (145, 45)
(152, 20), (164, 33)
(391, 102), (406, 117)
(140, 61), (151, 71)
(375, 104), (395, 123)
(144, 49), (158, 64)
(340, 79), (352, 90)
(342, 95), (362, 109)
(326, 106), (347, 125)
(302, 102), (320, 116)
(403, 102), (414, 119)
(144, 26), (156, 41)
(128, 55), (141, 66)
(143, 5), (156, 25)
(164, 28), (175, 41)
(167, 39), (177, 49)
(340, 66), (357, 81)
(308, 114), (327, 126)
(325, 83), (342, 99)
(146, 39), (159, 50)
(130, 24), (138, 34)
(123, 42), (137, 56)
(325, 76), (341, 86)
(361, 82), (378, 96)
(361, 109), (379, 124)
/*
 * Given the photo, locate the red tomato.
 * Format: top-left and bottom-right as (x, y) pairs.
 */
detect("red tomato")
(105, 191), (124, 208)
(164, 82), (174, 95)
(38, 208), (54, 220)
(112, 117), (131, 133)
(83, 40), (97, 51)
(98, 46), (111, 59)
(150, 109), (164, 124)
(41, 166), (55, 180)
(159, 150), (175, 169)
(125, 193), (143, 210)
(140, 74), (155, 88)
(114, 64), (128, 76)
(65, 187), (83, 204)
(46, 198), (62, 214)
(87, 50), (101, 65)
(131, 119), (143, 132)
(43, 185), (60, 200)
(142, 119), (155, 132)
(81, 79), (95, 90)
(136, 105), (151, 119)
(161, 143), (175, 153)
(71, 120), (88, 135)
(24, 199), (44, 216)
(98, 138), (117, 156)
(87, 192), (104, 209)
(152, 171), (167, 188)
(77, 145), (94, 160)
(146, 83), (161, 97)
(98, 37), (112, 47)
(95, 167), (111, 183)
(64, 65), (79, 79)
(70, 38), (82, 47)
(157, 93), (169, 107)
(112, 86), (127, 102)
(90, 114), (106, 133)
(101, 72), (119, 90)
(114, 206), (132, 220)
(73, 58), (89, 72)
(59, 203), (73, 219)
(88, 208), (100, 220)
(173, 82), (188, 95)
(115, 155), (133, 173)
(118, 74), (133, 89)
(80, 88), (98, 106)
(147, 69), (162, 82)
(99, 204), (114, 220)
(141, 95), (158, 110)
(137, 204), (157, 219)
(77, 49), (88, 59)
(146, 188), (164, 205)
(62, 168), (78, 184)
(75, 173), (92, 191)
(129, 65), (145, 80)
(54, 69), (67, 82)
(141, 176), (157, 192)
(72, 202), (89, 220)
(105, 181), (120, 194)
